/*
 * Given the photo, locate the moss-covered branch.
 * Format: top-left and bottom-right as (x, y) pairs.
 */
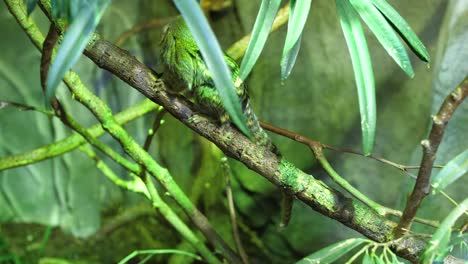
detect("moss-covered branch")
(80, 28), (437, 263)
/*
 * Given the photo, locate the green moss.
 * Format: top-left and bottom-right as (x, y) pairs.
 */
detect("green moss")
(277, 159), (310, 192)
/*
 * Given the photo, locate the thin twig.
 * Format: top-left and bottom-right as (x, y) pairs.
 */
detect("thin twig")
(261, 121), (441, 228)
(115, 18), (173, 47)
(0, 99), (159, 171)
(395, 76), (468, 237)
(259, 121), (439, 175)
(142, 109), (167, 151)
(139, 109), (167, 178)
(221, 158), (250, 264)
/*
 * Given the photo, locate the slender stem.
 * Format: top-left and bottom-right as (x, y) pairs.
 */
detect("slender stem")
(79, 146), (148, 196)
(396, 76), (468, 237)
(139, 109), (167, 178)
(345, 244), (371, 264)
(55, 106), (143, 174)
(260, 121), (436, 173)
(142, 110), (167, 152)
(261, 121), (441, 228)
(311, 143), (396, 216)
(144, 176), (221, 264)
(79, 145), (219, 263)
(222, 158), (250, 264)
(0, 99), (159, 171)
(115, 17), (173, 47)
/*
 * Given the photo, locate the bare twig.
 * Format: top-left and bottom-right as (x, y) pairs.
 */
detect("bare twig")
(260, 121), (443, 174)
(139, 109), (167, 178)
(261, 121), (441, 228)
(142, 109), (167, 151)
(221, 158), (250, 264)
(115, 18), (173, 47)
(395, 76), (468, 237)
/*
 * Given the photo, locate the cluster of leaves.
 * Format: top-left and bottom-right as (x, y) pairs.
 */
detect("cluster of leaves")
(295, 197), (467, 263)
(297, 238), (402, 264)
(175, 0), (430, 156)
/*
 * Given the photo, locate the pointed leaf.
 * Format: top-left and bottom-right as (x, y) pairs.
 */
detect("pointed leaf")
(26, 0), (38, 15)
(350, 0), (414, 77)
(46, 0), (111, 102)
(281, 0), (311, 79)
(336, 0), (376, 155)
(173, 0), (251, 137)
(281, 33), (303, 80)
(420, 198), (468, 263)
(369, 0), (430, 62)
(432, 149), (468, 194)
(239, 0), (281, 80)
(296, 238), (368, 264)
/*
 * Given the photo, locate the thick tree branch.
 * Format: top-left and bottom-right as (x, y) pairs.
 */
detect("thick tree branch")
(82, 34), (449, 263)
(396, 76), (468, 236)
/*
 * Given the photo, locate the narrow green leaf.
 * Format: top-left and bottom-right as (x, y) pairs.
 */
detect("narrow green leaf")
(369, 0), (430, 62)
(239, 0), (281, 80)
(281, 33), (302, 80)
(51, 0), (69, 21)
(118, 249), (201, 264)
(46, 0), (111, 102)
(421, 198), (468, 263)
(280, 0), (311, 80)
(173, 0), (251, 137)
(350, 0), (414, 77)
(70, 1), (85, 20)
(336, 0), (376, 155)
(26, 0), (38, 15)
(295, 238), (368, 264)
(432, 149), (468, 194)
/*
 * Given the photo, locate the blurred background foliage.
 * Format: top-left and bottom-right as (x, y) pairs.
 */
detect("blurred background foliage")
(0, 0), (466, 263)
